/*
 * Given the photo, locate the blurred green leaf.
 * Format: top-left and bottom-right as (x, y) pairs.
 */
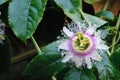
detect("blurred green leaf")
(54, 0), (82, 22)
(0, 0), (8, 5)
(54, 0), (106, 27)
(94, 51), (120, 80)
(84, 13), (107, 27)
(84, 0), (100, 4)
(8, 0), (47, 41)
(110, 44), (120, 71)
(64, 68), (96, 80)
(0, 36), (11, 73)
(96, 11), (114, 21)
(24, 41), (67, 79)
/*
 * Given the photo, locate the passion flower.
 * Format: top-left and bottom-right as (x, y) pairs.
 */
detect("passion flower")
(0, 20), (5, 44)
(58, 21), (109, 69)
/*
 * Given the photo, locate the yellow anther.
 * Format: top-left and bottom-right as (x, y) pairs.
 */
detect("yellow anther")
(76, 32), (84, 40)
(73, 32), (91, 51)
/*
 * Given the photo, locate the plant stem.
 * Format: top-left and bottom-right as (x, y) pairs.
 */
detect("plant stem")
(31, 36), (57, 79)
(80, 0), (82, 10)
(31, 36), (42, 55)
(107, 50), (111, 56)
(110, 32), (120, 48)
(103, 0), (110, 11)
(52, 76), (57, 80)
(116, 14), (120, 30)
(111, 14), (120, 54)
(11, 49), (37, 64)
(79, 8), (91, 26)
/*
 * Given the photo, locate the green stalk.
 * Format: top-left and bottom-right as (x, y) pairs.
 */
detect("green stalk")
(80, 0), (82, 10)
(31, 36), (57, 79)
(79, 0), (91, 26)
(52, 76), (57, 80)
(11, 49), (37, 64)
(79, 8), (91, 26)
(110, 32), (120, 48)
(103, 0), (110, 11)
(111, 14), (120, 54)
(31, 36), (42, 55)
(107, 50), (111, 56)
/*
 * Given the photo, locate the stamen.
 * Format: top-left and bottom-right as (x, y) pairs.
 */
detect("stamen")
(72, 32), (92, 54)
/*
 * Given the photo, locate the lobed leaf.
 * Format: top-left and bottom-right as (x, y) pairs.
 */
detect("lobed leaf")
(54, 0), (106, 28)
(64, 68), (96, 80)
(83, 0), (100, 4)
(24, 41), (67, 79)
(84, 13), (107, 27)
(0, 0), (8, 5)
(96, 11), (114, 21)
(94, 51), (120, 80)
(54, 0), (82, 22)
(8, 0), (47, 41)
(110, 44), (120, 71)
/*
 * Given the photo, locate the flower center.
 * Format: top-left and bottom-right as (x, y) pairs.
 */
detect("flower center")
(72, 32), (93, 54)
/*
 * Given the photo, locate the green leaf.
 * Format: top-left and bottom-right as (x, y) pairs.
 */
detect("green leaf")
(53, 0), (106, 27)
(84, 13), (107, 27)
(8, 0), (47, 41)
(54, 0), (82, 22)
(64, 68), (96, 80)
(0, 36), (11, 73)
(110, 44), (120, 71)
(24, 41), (67, 79)
(94, 51), (120, 80)
(0, 0), (8, 5)
(96, 11), (114, 21)
(83, 0), (100, 4)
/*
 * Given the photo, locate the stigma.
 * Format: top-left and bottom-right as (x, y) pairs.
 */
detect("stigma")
(72, 32), (94, 54)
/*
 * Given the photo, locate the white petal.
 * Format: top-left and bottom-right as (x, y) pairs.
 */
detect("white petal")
(58, 41), (69, 50)
(63, 27), (74, 37)
(90, 50), (102, 61)
(73, 56), (83, 68)
(85, 56), (92, 69)
(96, 38), (109, 50)
(62, 53), (73, 63)
(97, 44), (109, 50)
(97, 30), (109, 39)
(86, 24), (97, 35)
(86, 27), (95, 35)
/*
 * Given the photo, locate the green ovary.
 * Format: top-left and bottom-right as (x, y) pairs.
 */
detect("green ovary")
(72, 32), (91, 53)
